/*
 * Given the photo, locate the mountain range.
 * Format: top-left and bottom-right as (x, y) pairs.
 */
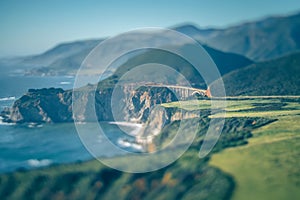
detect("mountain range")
(2, 11), (299, 78)
(0, 12), (299, 97)
(175, 12), (300, 61)
(16, 39), (253, 77)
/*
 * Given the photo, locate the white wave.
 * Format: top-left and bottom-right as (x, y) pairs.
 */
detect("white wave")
(27, 159), (52, 167)
(64, 75), (74, 78)
(109, 121), (143, 136)
(117, 138), (144, 151)
(117, 138), (132, 147)
(60, 81), (71, 85)
(131, 143), (143, 150)
(109, 121), (143, 137)
(0, 96), (15, 101)
(27, 122), (43, 128)
(0, 116), (15, 126)
(109, 121), (143, 128)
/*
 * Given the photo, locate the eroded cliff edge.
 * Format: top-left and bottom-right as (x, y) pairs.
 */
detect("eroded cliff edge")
(0, 85), (200, 125)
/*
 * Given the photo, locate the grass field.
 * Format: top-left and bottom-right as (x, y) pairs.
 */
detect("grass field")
(209, 98), (300, 200)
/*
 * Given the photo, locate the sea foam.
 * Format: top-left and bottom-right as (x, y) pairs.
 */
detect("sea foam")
(0, 96), (15, 101)
(27, 159), (52, 167)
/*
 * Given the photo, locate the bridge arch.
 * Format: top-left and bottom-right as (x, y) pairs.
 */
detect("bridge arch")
(191, 90), (207, 98)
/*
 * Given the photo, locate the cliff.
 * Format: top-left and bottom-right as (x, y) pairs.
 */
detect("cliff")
(1, 88), (72, 123)
(1, 85), (197, 124)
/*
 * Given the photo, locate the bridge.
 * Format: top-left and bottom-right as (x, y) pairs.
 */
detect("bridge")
(155, 85), (211, 99)
(121, 83), (211, 100)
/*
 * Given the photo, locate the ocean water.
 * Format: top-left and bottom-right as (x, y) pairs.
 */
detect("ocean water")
(0, 72), (136, 173)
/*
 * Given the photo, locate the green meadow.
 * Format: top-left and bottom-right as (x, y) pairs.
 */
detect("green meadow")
(209, 97), (300, 200)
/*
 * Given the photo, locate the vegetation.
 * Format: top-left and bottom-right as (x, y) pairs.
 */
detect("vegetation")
(1, 10), (299, 200)
(209, 97), (300, 200)
(211, 52), (300, 96)
(2, 97), (298, 199)
(113, 46), (252, 88)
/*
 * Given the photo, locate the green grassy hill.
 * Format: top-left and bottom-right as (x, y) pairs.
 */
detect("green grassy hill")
(109, 45), (252, 89)
(211, 52), (300, 96)
(209, 98), (300, 200)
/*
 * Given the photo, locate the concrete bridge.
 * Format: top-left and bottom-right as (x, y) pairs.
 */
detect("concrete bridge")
(156, 85), (211, 99)
(119, 83), (211, 100)
(123, 83), (211, 100)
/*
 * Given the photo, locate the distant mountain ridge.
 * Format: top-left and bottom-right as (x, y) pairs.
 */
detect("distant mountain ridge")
(2, 11), (300, 77)
(23, 39), (101, 67)
(19, 39), (253, 77)
(175, 12), (300, 61)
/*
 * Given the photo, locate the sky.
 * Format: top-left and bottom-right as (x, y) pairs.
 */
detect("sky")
(0, 0), (300, 57)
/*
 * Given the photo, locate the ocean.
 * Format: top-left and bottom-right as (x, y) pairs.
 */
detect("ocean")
(0, 72), (137, 173)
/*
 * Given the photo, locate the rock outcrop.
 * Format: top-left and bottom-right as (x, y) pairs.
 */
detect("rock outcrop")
(1, 85), (194, 124)
(1, 88), (72, 123)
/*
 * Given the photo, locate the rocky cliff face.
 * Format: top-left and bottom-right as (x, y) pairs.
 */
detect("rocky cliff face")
(1, 88), (72, 123)
(136, 106), (200, 144)
(120, 86), (178, 122)
(1, 86), (202, 151)
(0, 85), (188, 124)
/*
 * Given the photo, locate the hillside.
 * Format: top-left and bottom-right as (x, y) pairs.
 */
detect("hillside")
(2, 12), (300, 76)
(23, 39), (100, 67)
(175, 12), (300, 61)
(112, 45), (252, 88)
(211, 52), (300, 96)
(22, 39), (100, 75)
(19, 40), (252, 77)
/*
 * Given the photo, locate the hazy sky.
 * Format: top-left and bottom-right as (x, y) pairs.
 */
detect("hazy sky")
(0, 0), (300, 57)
